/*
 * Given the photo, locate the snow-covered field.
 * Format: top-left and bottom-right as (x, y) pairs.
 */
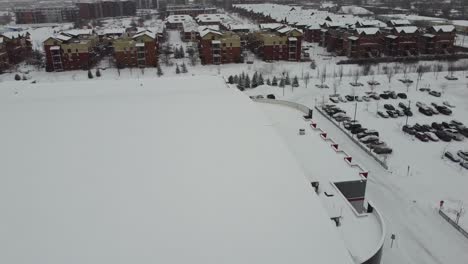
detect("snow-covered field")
(0, 76), (357, 264)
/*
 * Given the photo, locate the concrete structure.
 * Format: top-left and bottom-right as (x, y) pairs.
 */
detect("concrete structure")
(113, 30), (158, 68)
(165, 14), (194, 29)
(43, 30), (99, 72)
(198, 28), (241, 64)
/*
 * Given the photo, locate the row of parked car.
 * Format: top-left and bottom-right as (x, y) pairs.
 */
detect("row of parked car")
(322, 105), (393, 155)
(402, 120), (468, 142)
(416, 101), (454, 116)
(419, 87), (442, 97)
(378, 102), (413, 118)
(329, 91), (407, 104)
(444, 151), (468, 169)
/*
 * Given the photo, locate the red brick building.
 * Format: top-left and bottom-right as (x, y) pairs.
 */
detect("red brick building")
(0, 31), (32, 70)
(421, 25), (456, 54)
(343, 28), (383, 58)
(113, 30), (158, 68)
(43, 30), (98, 71)
(252, 24), (303, 61)
(198, 29), (241, 65)
(77, 0), (136, 20)
(384, 26), (420, 56)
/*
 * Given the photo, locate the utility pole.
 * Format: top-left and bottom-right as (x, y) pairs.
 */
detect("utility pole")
(353, 102), (358, 121)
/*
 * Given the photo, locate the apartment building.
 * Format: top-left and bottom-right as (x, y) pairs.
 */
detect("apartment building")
(15, 5), (79, 24)
(0, 31), (32, 71)
(43, 29), (99, 72)
(198, 28), (241, 65)
(77, 0), (136, 20)
(113, 30), (158, 68)
(252, 24), (303, 61)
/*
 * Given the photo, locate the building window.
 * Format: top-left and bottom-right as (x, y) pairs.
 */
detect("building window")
(67, 49), (71, 53)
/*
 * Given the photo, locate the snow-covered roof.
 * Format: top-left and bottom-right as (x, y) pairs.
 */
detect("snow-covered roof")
(0, 76), (356, 264)
(133, 30), (156, 40)
(348, 36), (359, 40)
(389, 19), (411, 26)
(394, 26), (419, 34)
(199, 28), (222, 37)
(385, 34), (398, 39)
(259, 23), (284, 30)
(423, 33), (435, 38)
(211, 40), (221, 44)
(1, 30), (29, 39)
(195, 14), (229, 24)
(165, 15), (193, 24)
(49, 46), (60, 50)
(356, 27), (380, 35)
(431, 25), (455, 33)
(55, 34), (72, 41)
(63, 29), (93, 36)
(135, 42), (145, 47)
(100, 28), (126, 35)
(288, 37), (297, 41)
(339, 5), (373, 15)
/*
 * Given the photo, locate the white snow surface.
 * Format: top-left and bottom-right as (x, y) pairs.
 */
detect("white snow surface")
(0, 76), (354, 264)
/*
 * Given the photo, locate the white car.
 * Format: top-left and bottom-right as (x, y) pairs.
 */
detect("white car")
(424, 132), (439, 142)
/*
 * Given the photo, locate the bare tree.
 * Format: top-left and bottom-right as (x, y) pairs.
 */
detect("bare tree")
(332, 80), (339, 96)
(320, 66), (327, 87)
(361, 64), (371, 76)
(352, 68), (360, 85)
(338, 65), (344, 83)
(402, 65), (409, 80)
(416, 64), (427, 90)
(303, 72), (310, 88)
(434, 63), (443, 79)
(383, 66), (394, 89)
(447, 62), (455, 78)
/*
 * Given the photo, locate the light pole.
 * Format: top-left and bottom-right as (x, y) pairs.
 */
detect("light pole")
(405, 100), (411, 126)
(353, 102), (358, 121)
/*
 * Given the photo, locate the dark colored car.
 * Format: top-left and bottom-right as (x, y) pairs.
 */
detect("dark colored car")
(459, 128), (468, 137)
(432, 122), (444, 130)
(399, 102), (409, 110)
(380, 93), (389, 99)
(457, 151), (468, 161)
(344, 122), (361, 130)
(373, 146), (393, 154)
(267, 94), (276, 99)
(402, 125), (416, 135)
(395, 109), (405, 117)
(387, 110), (398, 118)
(351, 127), (367, 134)
(435, 130), (452, 142)
(404, 109), (413, 116)
(345, 95), (355, 102)
(419, 107), (433, 116)
(415, 132), (429, 142)
(370, 94), (380, 100)
(429, 90), (441, 97)
(384, 104), (395, 110)
(445, 151), (460, 163)
(460, 162), (468, 170)
(436, 106), (452, 115)
(397, 93), (407, 99)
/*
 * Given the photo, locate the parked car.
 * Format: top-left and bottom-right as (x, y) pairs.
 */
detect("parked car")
(329, 97), (339, 103)
(445, 151), (460, 163)
(429, 90), (441, 97)
(451, 120), (464, 126)
(432, 122), (444, 130)
(435, 130), (452, 142)
(419, 107), (433, 116)
(445, 129), (464, 141)
(267, 94), (275, 99)
(387, 110), (398, 118)
(378, 111), (389, 118)
(359, 135), (379, 144)
(415, 132), (429, 142)
(338, 96), (347, 103)
(443, 101), (455, 108)
(355, 96), (363, 102)
(425, 132), (439, 141)
(351, 127), (367, 134)
(416, 101), (427, 108)
(367, 141), (386, 150)
(402, 125), (416, 135)
(399, 102), (409, 110)
(370, 94), (380, 100)
(384, 104), (395, 110)
(403, 109), (413, 116)
(436, 106), (452, 115)
(373, 146), (393, 154)
(395, 109), (405, 117)
(345, 95), (355, 101)
(344, 121), (361, 130)
(380, 93), (389, 99)
(459, 128), (468, 137)
(397, 93), (407, 99)
(460, 162), (468, 170)
(457, 151), (468, 161)
(362, 96), (370, 102)
(427, 106), (439, 115)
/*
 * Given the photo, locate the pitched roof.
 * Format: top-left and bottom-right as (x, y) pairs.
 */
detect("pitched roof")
(431, 25), (455, 33)
(356, 27), (380, 35)
(394, 26), (419, 34)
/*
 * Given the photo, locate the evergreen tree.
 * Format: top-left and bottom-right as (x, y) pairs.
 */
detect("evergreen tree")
(14, 73), (21, 81)
(237, 77), (245, 90)
(245, 75), (251, 89)
(96, 68), (101, 77)
(310, 60), (316, 69)
(22, 75), (27, 80)
(179, 46), (185, 58)
(157, 64), (163, 76)
(181, 62), (187, 73)
(258, 73), (264, 85)
(228, 75), (234, 84)
(279, 78), (285, 88)
(176, 64), (180, 74)
(292, 75), (299, 87)
(272, 76), (278, 86)
(88, 70), (93, 79)
(266, 78), (271, 86)
(233, 75), (239, 84)
(285, 73), (291, 85)
(251, 72), (258, 88)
